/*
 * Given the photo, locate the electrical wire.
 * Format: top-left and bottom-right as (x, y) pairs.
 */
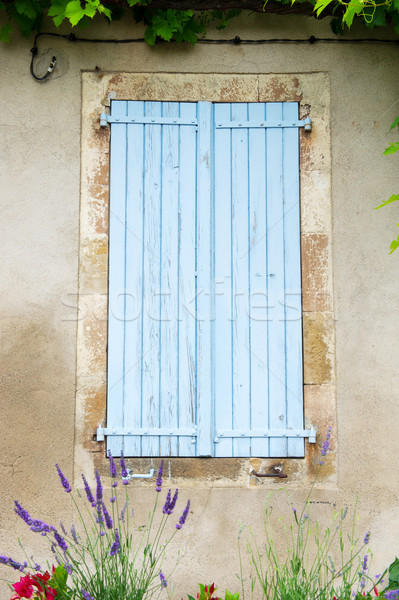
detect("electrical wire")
(30, 30), (399, 81)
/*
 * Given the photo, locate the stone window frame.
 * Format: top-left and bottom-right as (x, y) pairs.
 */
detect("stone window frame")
(75, 72), (336, 488)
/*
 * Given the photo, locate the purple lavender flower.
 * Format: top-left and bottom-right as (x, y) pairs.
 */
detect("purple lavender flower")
(63, 560), (73, 574)
(120, 451), (129, 485)
(318, 426), (332, 465)
(364, 531), (371, 544)
(95, 503), (104, 525)
(108, 451), (117, 479)
(176, 499), (190, 530)
(385, 591), (399, 599)
(163, 489), (179, 514)
(362, 555), (368, 572)
(81, 474), (95, 504)
(110, 496), (116, 503)
(169, 489), (178, 513)
(54, 530), (68, 552)
(102, 502), (113, 529)
(60, 522), (67, 536)
(110, 529), (121, 556)
(70, 524), (79, 544)
(14, 501), (32, 526)
(156, 460), (164, 492)
(159, 571), (167, 588)
(119, 502), (127, 523)
(95, 471), (103, 503)
(55, 464), (72, 493)
(30, 520), (53, 534)
(82, 590), (95, 600)
(162, 489), (172, 514)
(100, 531), (105, 536)
(112, 481), (118, 489)
(0, 555), (27, 571)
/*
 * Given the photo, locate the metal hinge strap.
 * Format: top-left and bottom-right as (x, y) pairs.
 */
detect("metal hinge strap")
(97, 426), (197, 441)
(215, 117), (311, 130)
(214, 428), (316, 443)
(100, 112), (198, 127)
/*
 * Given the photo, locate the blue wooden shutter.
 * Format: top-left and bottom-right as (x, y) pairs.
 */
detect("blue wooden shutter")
(105, 100), (305, 458)
(213, 102), (304, 458)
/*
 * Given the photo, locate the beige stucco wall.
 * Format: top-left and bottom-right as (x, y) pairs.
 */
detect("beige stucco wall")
(0, 10), (398, 597)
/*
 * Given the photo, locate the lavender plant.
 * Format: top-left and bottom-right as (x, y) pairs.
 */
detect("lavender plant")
(240, 428), (385, 600)
(1, 456), (191, 600)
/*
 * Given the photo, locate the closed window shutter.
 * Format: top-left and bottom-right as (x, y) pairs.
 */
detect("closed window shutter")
(106, 100), (304, 458)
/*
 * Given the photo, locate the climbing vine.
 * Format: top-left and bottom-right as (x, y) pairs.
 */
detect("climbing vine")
(0, 0), (398, 44)
(375, 117), (399, 253)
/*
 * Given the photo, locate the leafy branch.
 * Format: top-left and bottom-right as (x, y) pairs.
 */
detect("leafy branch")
(0, 0), (398, 45)
(375, 117), (399, 253)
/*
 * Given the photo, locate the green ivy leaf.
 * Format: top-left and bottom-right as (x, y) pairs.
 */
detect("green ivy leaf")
(375, 194), (399, 209)
(48, 0), (68, 27)
(15, 0), (39, 19)
(389, 235), (399, 254)
(84, 0), (99, 19)
(384, 142), (399, 155)
(390, 116), (399, 131)
(65, 0), (85, 25)
(151, 13), (173, 40)
(0, 1), (5, 9)
(144, 24), (156, 45)
(314, 0), (334, 17)
(0, 21), (12, 41)
(343, 0), (364, 28)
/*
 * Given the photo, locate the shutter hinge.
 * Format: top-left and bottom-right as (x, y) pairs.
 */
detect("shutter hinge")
(100, 111), (108, 128)
(97, 426), (197, 441)
(214, 428), (316, 443)
(99, 111), (198, 128)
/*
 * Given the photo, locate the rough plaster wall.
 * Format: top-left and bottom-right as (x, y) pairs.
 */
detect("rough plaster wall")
(0, 10), (398, 596)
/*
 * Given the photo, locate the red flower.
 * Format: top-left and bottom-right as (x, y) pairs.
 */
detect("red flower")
(12, 572), (57, 600)
(374, 587), (380, 596)
(12, 576), (34, 598)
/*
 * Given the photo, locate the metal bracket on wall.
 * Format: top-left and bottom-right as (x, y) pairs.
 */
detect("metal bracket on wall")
(122, 468), (155, 481)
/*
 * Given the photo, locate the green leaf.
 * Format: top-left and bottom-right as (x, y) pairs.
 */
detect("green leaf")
(390, 116), (399, 131)
(98, 4), (111, 19)
(84, 0), (99, 19)
(64, 0), (85, 25)
(388, 557), (399, 585)
(144, 25), (156, 45)
(375, 194), (399, 209)
(343, 0), (364, 28)
(389, 236), (399, 254)
(384, 142), (399, 155)
(0, 21), (12, 41)
(15, 0), (39, 20)
(225, 592), (240, 600)
(151, 15), (173, 40)
(48, 0), (68, 26)
(313, 0), (334, 17)
(0, 1), (5, 9)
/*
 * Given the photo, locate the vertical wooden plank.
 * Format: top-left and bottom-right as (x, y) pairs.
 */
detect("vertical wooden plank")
(178, 102), (198, 457)
(266, 103), (288, 457)
(248, 103), (269, 457)
(213, 103), (233, 458)
(107, 100), (128, 457)
(124, 101), (145, 457)
(231, 103), (251, 457)
(159, 102), (180, 456)
(197, 101), (213, 457)
(283, 103), (304, 457)
(141, 101), (162, 456)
